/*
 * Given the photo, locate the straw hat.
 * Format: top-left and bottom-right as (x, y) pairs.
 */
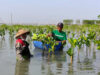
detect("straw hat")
(15, 29), (30, 38)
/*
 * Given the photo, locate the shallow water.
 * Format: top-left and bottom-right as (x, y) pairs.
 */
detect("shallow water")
(0, 34), (100, 75)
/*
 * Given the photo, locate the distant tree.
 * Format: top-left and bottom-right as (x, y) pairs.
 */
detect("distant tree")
(96, 15), (100, 25)
(98, 15), (100, 19)
(96, 20), (100, 25)
(76, 20), (80, 25)
(83, 20), (95, 25)
(63, 19), (73, 25)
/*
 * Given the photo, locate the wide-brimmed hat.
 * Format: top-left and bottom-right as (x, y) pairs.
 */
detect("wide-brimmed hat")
(15, 29), (30, 38)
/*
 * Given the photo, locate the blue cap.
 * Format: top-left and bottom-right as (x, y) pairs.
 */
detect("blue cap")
(57, 22), (63, 28)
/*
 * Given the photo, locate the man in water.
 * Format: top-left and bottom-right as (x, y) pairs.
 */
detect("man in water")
(48, 22), (67, 51)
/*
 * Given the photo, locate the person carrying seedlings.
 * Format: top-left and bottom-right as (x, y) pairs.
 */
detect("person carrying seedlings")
(47, 22), (67, 51)
(15, 29), (33, 61)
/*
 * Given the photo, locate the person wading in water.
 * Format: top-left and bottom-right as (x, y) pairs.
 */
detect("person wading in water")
(47, 22), (67, 51)
(15, 29), (33, 61)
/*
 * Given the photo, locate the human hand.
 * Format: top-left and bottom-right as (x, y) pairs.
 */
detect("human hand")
(47, 33), (52, 37)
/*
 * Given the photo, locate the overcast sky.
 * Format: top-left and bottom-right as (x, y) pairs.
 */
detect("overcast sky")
(0, 0), (100, 24)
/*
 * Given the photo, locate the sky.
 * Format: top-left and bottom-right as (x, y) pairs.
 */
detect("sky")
(0, 0), (100, 24)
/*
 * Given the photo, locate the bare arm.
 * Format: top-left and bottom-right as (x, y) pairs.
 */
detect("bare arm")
(56, 40), (66, 45)
(47, 33), (53, 37)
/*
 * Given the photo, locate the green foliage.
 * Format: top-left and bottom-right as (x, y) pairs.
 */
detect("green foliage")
(68, 38), (77, 48)
(95, 40), (100, 50)
(0, 28), (5, 36)
(67, 48), (73, 56)
(32, 33), (59, 52)
(0, 24), (100, 54)
(87, 29), (96, 40)
(76, 36), (84, 49)
(84, 38), (91, 47)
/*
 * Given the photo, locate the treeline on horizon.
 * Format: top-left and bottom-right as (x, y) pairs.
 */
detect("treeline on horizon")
(0, 19), (100, 26)
(63, 19), (100, 25)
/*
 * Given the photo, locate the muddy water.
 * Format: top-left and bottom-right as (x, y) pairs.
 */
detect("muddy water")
(0, 33), (100, 75)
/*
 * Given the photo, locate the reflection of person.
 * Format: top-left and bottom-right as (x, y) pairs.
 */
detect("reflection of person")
(47, 22), (67, 50)
(15, 29), (32, 61)
(56, 62), (63, 74)
(41, 51), (66, 75)
(15, 60), (30, 75)
(41, 59), (54, 75)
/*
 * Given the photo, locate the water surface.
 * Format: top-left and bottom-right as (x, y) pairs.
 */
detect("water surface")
(0, 33), (100, 75)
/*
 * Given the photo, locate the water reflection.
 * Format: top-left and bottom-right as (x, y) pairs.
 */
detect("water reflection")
(0, 33), (99, 75)
(98, 72), (100, 75)
(41, 58), (55, 75)
(93, 45), (96, 60)
(0, 37), (5, 48)
(56, 62), (63, 74)
(9, 36), (15, 49)
(67, 64), (74, 75)
(41, 51), (66, 75)
(46, 65), (54, 75)
(15, 60), (30, 75)
(93, 50), (96, 60)
(79, 52), (93, 71)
